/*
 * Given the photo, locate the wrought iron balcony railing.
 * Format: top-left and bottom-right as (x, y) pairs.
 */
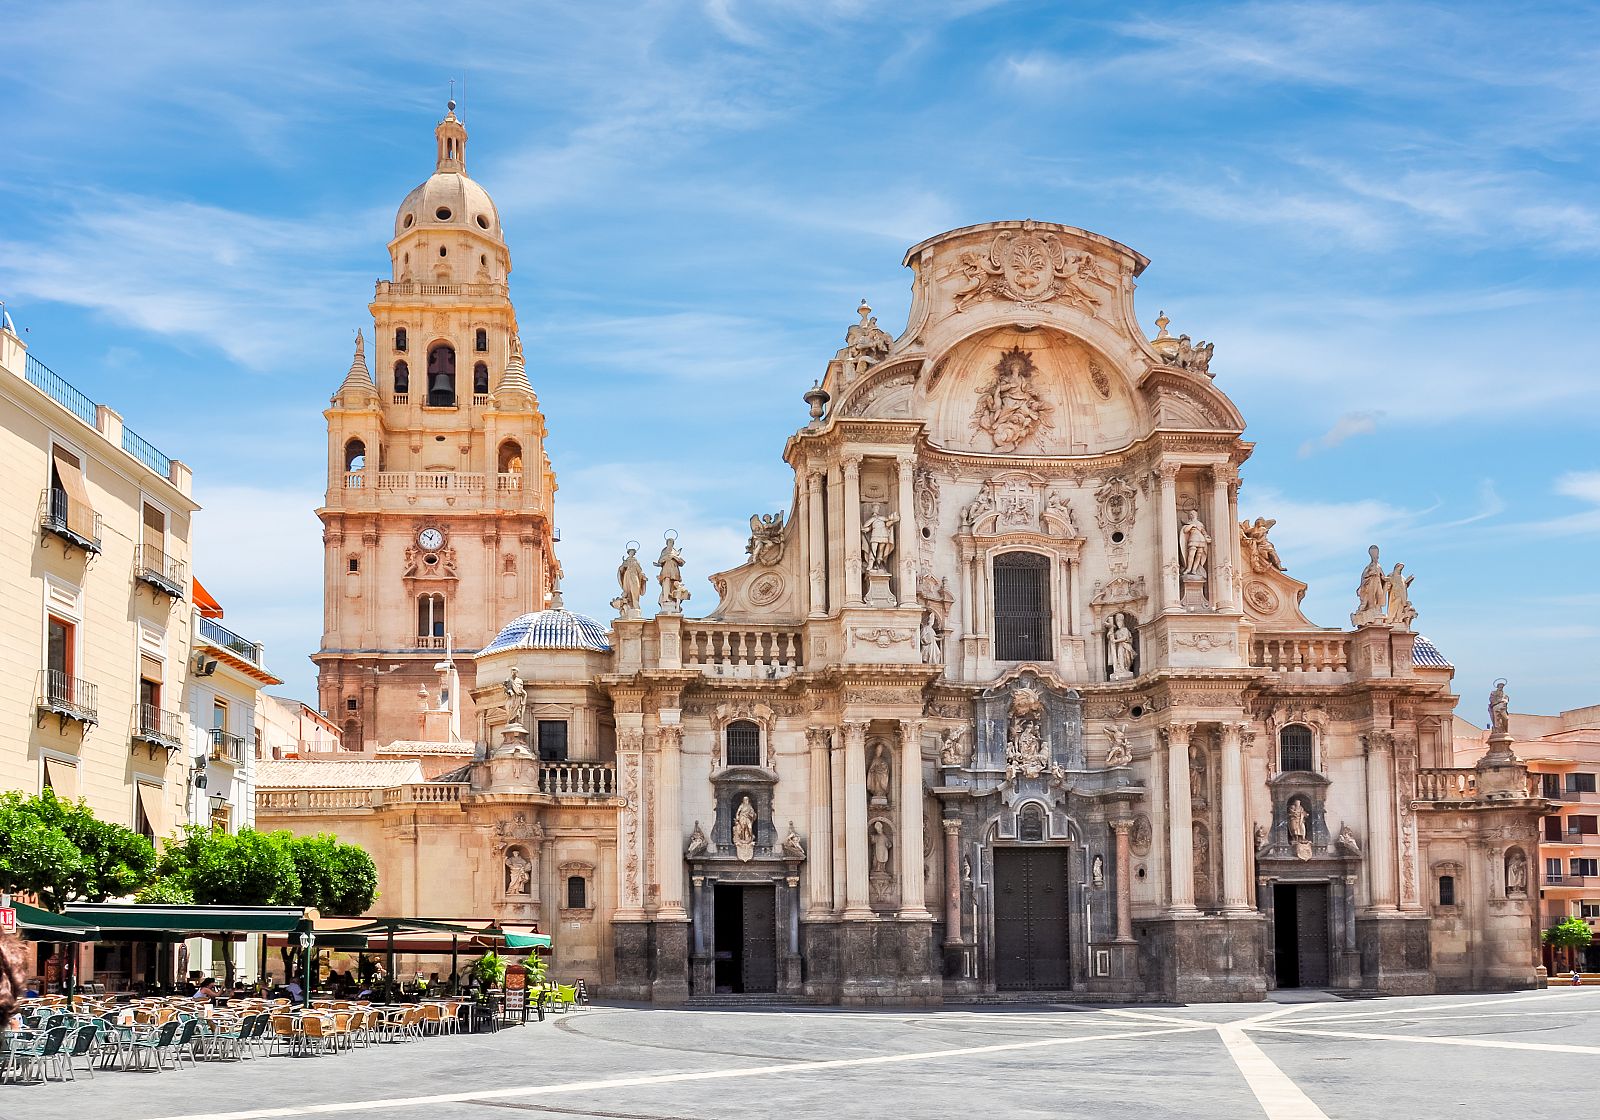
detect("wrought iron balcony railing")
(132, 704), (184, 756)
(36, 670), (98, 731)
(38, 488), (102, 556)
(196, 615), (264, 665)
(134, 544), (186, 599)
(208, 727), (248, 764)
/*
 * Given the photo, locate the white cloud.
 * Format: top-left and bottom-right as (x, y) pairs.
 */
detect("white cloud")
(1298, 410), (1381, 457)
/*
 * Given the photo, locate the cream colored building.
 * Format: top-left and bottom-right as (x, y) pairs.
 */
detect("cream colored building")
(0, 316), (196, 843)
(257, 694), (344, 760)
(1456, 705), (1600, 971)
(261, 111), (1549, 1003)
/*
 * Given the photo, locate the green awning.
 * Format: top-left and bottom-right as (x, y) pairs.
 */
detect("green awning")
(65, 903), (311, 936)
(503, 932), (551, 949)
(14, 902), (100, 943)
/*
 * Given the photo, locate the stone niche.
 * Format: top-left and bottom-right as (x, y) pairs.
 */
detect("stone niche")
(710, 768), (778, 860)
(973, 669), (1086, 776)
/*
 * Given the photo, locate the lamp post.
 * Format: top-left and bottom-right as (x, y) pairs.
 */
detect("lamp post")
(297, 929), (315, 1006)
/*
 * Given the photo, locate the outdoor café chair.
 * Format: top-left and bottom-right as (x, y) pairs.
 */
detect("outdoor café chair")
(270, 1015), (301, 1057)
(420, 1003), (444, 1035)
(15, 1025), (73, 1083)
(246, 1012), (274, 1057)
(218, 1013), (259, 1060)
(299, 1015), (330, 1057)
(65, 1024), (98, 1079)
(126, 1020), (180, 1073)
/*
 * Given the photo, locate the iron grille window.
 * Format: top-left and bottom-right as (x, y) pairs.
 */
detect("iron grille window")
(1438, 875), (1455, 906)
(566, 875), (587, 908)
(537, 720), (568, 762)
(726, 721), (760, 767)
(993, 552), (1051, 661)
(1279, 725), (1314, 772)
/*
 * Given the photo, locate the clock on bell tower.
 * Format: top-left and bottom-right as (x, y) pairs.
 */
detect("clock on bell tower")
(313, 102), (559, 751)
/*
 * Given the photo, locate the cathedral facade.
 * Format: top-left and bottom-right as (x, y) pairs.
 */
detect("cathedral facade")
(266, 110), (1547, 1004)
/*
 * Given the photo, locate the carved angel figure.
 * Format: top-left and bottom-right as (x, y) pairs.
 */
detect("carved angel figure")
(1104, 724), (1133, 768)
(781, 821), (806, 860)
(1336, 824), (1361, 856)
(685, 820), (710, 859)
(972, 347), (1051, 453)
(938, 727), (970, 768)
(1239, 517), (1285, 572)
(746, 512), (786, 567)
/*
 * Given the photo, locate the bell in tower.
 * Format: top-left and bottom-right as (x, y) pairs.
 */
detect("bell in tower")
(427, 343), (456, 407)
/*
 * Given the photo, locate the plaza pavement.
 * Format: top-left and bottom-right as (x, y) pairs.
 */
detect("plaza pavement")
(10, 987), (1599, 1120)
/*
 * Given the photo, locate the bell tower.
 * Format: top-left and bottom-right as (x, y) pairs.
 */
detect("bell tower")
(314, 102), (559, 751)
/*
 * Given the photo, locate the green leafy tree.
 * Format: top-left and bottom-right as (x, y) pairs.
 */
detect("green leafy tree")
(286, 833), (378, 916)
(1545, 915), (1594, 969)
(0, 790), (154, 910)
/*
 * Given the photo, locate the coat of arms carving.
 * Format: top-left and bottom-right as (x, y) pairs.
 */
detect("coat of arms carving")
(972, 347), (1052, 453)
(950, 229), (1107, 313)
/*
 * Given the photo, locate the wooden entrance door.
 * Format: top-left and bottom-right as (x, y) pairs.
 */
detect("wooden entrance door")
(740, 885), (777, 994)
(993, 848), (1071, 990)
(1273, 883), (1331, 988)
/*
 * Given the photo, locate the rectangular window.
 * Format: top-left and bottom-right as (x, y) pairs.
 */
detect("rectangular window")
(1547, 858), (1564, 882)
(210, 803), (232, 833)
(1543, 774), (1563, 799)
(1437, 875), (1455, 906)
(348, 557), (360, 573)
(536, 720), (568, 762)
(1569, 815), (1599, 836)
(45, 615), (75, 705)
(1573, 858), (1599, 878)
(142, 502), (166, 570)
(992, 552), (1052, 661)
(566, 875), (587, 909)
(212, 698), (228, 731)
(1581, 902), (1600, 920)
(1569, 773), (1597, 794)
(1546, 816), (1566, 842)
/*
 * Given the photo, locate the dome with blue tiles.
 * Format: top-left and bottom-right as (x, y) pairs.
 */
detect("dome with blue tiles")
(480, 588), (610, 655)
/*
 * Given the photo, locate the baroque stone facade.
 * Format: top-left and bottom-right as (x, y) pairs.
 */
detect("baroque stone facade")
(266, 114), (1547, 1003)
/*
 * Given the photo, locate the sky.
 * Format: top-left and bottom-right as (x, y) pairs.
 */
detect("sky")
(2, 0), (1597, 718)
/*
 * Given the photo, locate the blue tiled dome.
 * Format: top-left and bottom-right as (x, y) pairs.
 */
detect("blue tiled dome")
(1411, 634), (1452, 669)
(480, 608), (611, 655)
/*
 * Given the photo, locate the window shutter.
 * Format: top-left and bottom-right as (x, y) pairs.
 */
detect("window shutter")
(51, 446), (96, 539)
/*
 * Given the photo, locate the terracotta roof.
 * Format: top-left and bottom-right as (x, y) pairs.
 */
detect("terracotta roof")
(255, 759), (423, 789)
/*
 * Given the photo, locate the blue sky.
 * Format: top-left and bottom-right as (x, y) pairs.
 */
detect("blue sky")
(3, 1), (1597, 717)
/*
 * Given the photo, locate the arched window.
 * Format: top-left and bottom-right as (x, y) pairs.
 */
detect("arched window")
(426, 343), (456, 407)
(394, 327), (407, 352)
(1279, 725), (1314, 772)
(473, 361), (490, 395)
(726, 720), (760, 767)
(498, 440), (523, 474)
(393, 360), (409, 395)
(343, 438), (366, 471)
(566, 875), (587, 909)
(993, 552), (1052, 661)
(1018, 803), (1045, 842)
(475, 328), (488, 352)
(417, 593), (446, 640)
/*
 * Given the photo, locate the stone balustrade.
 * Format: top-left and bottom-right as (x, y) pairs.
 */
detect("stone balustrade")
(538, 761), (616, 797)
(1250, 633), (1351, 674)
(382, 783), (467, 805)
(1416, 768), (1477, 802)
(257, 789), (376, 812)
(683, 625), (803, 678)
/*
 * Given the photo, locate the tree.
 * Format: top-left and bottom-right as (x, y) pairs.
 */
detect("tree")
(288, 834), (378, 916)
(1544, 915), (1593, 969)
(0, 790), (155, 911)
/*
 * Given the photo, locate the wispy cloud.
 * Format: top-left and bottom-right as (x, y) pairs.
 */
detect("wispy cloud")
(1299, 410), (1381, 457)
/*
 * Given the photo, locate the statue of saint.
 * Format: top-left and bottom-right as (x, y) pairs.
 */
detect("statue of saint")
(612, 546), (647, 616)
(685, 820), (710, 859)
(654, 534), (691, 613)
(1488, 679), (1510, 736)
(502, 667), (527, 728)
(1287, 799), (1309, 844)
(1179, 509), (1211, 577)
(1384, 563), (1416, 627)
(1107, 612), (1136, 680)
(1091, 854), (1105, 886)
(1506, 850), (1527, 895)
(866, 743), (892, 803)
(504, 849), (532, 895)
(1104, 724), (1133, 768)
(1352, 544), (1386, 625)
(732, 796), (758, 862)
(1337, 824), (1361, 855)
(781, 822), (806, 860)
(869, 819), (893, 873)
(920, 614), (942, 665)
(860, 503), (899, 573)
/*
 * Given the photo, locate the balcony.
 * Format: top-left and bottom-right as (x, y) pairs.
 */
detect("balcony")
(38, 488), (103, 556)
(1542, 875), (1592, 889)
(683, 624), (804, 679)
(1250, 633), (1352, 675)
(134, 544), (186, 599)
(374, 280), (509, 300)
(36, 670), (98, 731)
(1416, 768), (1478, 802)
(197, 615), (265, 666)
(208, 727), (248, 765)
(338, 470), (544, 512)
(415, 635), (447, 650)
(132, 704), (183, 757)
(538, 761), (617, 798)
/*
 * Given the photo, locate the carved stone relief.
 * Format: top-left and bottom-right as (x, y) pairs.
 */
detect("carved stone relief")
(971, 347), (1052, 453)
(947, 228), (1108, 313)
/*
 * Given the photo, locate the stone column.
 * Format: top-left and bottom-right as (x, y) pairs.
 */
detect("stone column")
(842, 720), (872, 918)
(1364, 730), (1398, 910)
(1210, 466), (1236, 610)
(1219, 722), (1250, 911)
(806, 468), (827, 616)
(805, 727), (834, 918)
(615, 728), (648, 920)
(896, 455), (918, 606)
(1157, 464), (1181, 610)
(830, 732), (847, 912)
(842, 455), (863, 606)
(654, 724), (687, 920)
(942, 818), (963, 944)
(1111, 818), (1135, 942)
(898, 720), (930, 918)
(1167, 721), (1197, 912)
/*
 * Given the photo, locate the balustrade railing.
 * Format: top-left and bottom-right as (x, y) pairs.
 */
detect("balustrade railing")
(341, 470), (542, 510)
(683, 626), (803, 678)
(1251, 634), (1351, 674)
(135, 544), (187, 598)
(134, 704), (184, 750)
(1416, 768), (1477, 801)
(538, 762), (616, 797)
(258, 788), (375, 812)
(415, 635), (447, 650)
(382, 783), (466, 805)
(375, 280), (509, 299)
(38, 488), (102, 554)
(36, 670), (98, 728)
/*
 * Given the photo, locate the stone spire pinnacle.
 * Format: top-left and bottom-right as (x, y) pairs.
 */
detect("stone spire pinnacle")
(333, 329), (376, 402)
(496, 332), (535, 397)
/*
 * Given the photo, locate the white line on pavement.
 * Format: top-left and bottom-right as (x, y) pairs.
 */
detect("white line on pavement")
(1247, 1024), (1600, 1056)
(141, 1023), (1213, 1120)
(1217, 1024), (1331, 1120)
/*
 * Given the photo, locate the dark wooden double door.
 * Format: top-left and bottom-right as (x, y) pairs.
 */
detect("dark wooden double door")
(1273, 883), (1331, 988)
(994, 848), (1071, 990)
(713, 883), (777, 994)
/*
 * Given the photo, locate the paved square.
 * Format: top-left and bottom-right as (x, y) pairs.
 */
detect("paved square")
(9, 989), (1598, 1120)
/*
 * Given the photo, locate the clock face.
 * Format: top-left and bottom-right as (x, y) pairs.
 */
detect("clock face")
(417, 527), (444, 551)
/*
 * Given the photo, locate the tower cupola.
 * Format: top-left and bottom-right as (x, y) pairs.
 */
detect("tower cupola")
(435, 100), (467, 173)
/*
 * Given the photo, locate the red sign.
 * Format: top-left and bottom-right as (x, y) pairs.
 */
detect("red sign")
(0, 908), (15, 935)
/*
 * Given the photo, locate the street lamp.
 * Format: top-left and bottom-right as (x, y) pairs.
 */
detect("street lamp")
(297, 929), (316, 1005)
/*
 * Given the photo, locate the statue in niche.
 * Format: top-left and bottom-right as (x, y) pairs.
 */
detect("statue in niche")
(1179, 508), (1211, 578)
(1337, 824), (1362, 856)
(860, 503), (899, 573)
(869, 819), (893, 873)
(920, 613), (943, 665)
(1287, 798), (1312, 861)
(611, 545), (647, 616)
(654, 533), (691, 613)
(1239, 517), (1285, 572)
(1506, 848), (1528, 896)
(962, 488), (996, 531)
(1107, 611), (1136, 681)
(1004, 686), (1051, 782)
(866, 743), (892, 804)
(1352, 544), (1387, 626)
(971, 347), (1052, 452)
(685, 820), (709, 859)
(746, 512), (786, 567)
(1488, 679), (1511, 736)
(732, 796), (757, 862)
(504, 849), (532, 896)
(1254, 823), (1267, 851)
(938, 727), (970, 768)
(1104, 724), (1133, 768)
(1091, 854), (1105, 887)
(502, 667), (527, 729)
(1384, 563), (1416, 628)
(781, 822), (806, 860)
